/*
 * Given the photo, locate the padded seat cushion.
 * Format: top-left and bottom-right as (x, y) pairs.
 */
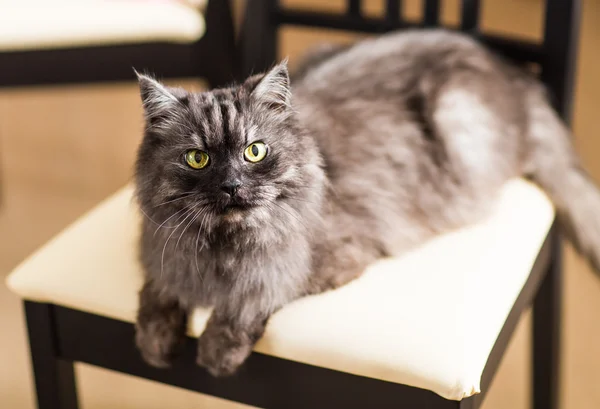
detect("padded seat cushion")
(0, 0), (206, 52)
(6, 178), (554, 401)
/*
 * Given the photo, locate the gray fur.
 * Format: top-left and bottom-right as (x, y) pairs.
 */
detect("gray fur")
(134, 29), (600, 376)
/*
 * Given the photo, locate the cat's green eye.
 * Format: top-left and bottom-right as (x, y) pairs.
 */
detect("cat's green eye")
(244, 142), (267, 163)
(185, 149), (210, 169)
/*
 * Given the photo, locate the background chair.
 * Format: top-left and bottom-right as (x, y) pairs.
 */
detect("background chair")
(0, 0), (237, 88)
(5, 1), (581, 409)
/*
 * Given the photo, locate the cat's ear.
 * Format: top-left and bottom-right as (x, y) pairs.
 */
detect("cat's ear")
(135, 71), (186, 124)
(248, 60), (291, 112)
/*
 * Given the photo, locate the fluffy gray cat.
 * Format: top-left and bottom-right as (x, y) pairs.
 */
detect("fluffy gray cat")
(134, 29), (600, 376)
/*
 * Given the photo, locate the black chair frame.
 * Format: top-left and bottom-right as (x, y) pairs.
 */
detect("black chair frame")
(22, 1), (581, 408)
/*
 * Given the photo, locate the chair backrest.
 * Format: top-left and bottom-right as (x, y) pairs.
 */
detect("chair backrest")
(241, 0), (581, 123)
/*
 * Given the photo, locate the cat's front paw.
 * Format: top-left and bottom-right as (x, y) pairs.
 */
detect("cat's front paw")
(196, 324), (253, 377)
(135, 315), (186, 368)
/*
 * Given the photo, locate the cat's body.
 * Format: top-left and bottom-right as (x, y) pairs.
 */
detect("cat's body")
(294, 31), (533, 289)
(134, 29), (600, 376)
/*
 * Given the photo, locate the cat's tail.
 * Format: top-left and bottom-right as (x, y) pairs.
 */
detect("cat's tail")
(526, 89), (600, 273)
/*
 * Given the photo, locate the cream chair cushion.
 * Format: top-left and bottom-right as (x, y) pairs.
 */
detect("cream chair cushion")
(6, 178), (554, 401)
(0, 0), (206, 52)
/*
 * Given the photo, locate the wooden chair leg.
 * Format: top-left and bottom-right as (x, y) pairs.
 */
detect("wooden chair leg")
(25, 302), (79, 409)
(532, 231), (562, 409)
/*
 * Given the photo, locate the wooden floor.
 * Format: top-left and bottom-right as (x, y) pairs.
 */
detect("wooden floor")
(1, 0), (599, 408)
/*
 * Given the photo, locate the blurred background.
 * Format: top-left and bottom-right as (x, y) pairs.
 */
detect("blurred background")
(0, 0), (598, 408)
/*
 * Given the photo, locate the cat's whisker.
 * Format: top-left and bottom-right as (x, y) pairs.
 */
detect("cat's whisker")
(194, 212), (209, 283)
(267, 202), (310, 232)
(283, 197), (316, 204)
(153, 192), (196, 208)
(277, 195), (321, 206)
(259, 191), (321, 208)
(160, 207), (197, 279)
(176, 208), (204, 250)
(138, 206), (162, 226)
(153, 205), (193, 236)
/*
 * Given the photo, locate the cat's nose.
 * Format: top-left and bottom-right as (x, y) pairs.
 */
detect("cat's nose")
(221, 179), (242, 196)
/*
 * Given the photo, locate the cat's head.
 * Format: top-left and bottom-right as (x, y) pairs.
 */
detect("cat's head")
(134, 62), (324, 234)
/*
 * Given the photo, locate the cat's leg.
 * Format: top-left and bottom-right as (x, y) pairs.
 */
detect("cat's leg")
(196, 302), (271, 377)
(135, 280), (188, 368)
(306, 233), (385, 295)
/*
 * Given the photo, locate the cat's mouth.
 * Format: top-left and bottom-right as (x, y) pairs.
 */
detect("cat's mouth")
(224, 203), (248, 211)
(221, 200), (254, 214)
(218, 202), (256, 223)
(216, 192), (259, 216)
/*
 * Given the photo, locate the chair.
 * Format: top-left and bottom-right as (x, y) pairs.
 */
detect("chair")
(6, 1), (581, 408)
(0, 0), (237, 88)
